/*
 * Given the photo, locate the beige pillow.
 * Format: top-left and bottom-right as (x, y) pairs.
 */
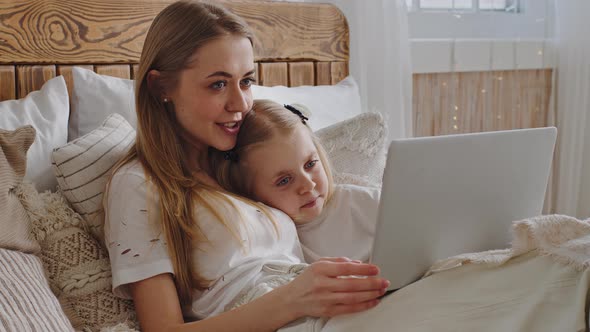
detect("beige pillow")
(0, 125), (40, 253)
(315, 112), (388, 187)
(0, 248), (75, 331)
(16, 181), (138, 331)
(52, 113), (135, 243)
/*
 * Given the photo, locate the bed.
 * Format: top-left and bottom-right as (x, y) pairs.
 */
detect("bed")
(0, 1), (588, 331)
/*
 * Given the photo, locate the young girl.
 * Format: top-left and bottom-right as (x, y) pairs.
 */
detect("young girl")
(212, 99), (381, 263)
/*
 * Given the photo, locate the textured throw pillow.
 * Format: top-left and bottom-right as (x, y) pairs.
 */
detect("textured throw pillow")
(16, 181), (138, 331)
(252, 76), (362, 131)
(0, 126), (40, 253)
(0, 248), (75, 331)
(70, 66), (136, 141)
(315, 112), (388, 187)
(0, 76), (69, 191)
(52, 113), (135, 243)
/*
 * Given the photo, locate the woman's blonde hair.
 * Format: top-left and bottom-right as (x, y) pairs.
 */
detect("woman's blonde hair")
(211, 99), (335, 205)
(108, 0), (254, 306)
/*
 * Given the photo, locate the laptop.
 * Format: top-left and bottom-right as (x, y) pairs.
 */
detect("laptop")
(370, 127), (557, 291)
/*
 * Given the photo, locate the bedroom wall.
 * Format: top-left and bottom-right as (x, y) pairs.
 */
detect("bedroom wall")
(409, 0), (554, 137)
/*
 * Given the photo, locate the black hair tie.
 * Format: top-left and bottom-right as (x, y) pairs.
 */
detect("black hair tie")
(223, 150), (239, 163)
(284, 104), (309, 125)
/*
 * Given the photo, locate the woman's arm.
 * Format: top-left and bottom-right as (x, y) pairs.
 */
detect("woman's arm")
(131, 261), (389, 332)
(131, 273), (293, 332)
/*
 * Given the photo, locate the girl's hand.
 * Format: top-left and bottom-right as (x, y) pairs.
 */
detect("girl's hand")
(278, 260), (390, 319)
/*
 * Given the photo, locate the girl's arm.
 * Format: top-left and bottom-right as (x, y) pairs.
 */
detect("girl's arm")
(130, 261), (389, 332)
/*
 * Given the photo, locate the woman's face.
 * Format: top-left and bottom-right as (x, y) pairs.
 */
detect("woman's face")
(168, 35), (255, 154)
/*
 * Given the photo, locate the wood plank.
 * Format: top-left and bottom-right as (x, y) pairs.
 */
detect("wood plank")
(288, 62), (314, 87)
(412, 73), (435, 137)
(131, 64), (140, 80)
(330, 62), (348, 84)
(540, 69), (553, 126)
(225, 1), (349, 62)
(95, 65), (131, 79)
(254, 63), (260, 86)
(315, 62), (331, 86)
(57, 65), (94, 102)
(16, 65), (56, 99)
(0, 0), (348, 64)
(0, 66), (16, 101)
(259, 62), (288, 87)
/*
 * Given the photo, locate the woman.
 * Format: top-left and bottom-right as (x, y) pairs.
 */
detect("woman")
(103, 1), (389, 331)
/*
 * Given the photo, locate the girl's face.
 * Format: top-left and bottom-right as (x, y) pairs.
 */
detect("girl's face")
(167, 35), (255, 155)
(245, 125), (329, 224)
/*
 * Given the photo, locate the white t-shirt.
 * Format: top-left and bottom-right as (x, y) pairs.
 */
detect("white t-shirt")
(296, 184), (381, 263)
(104, 161), (304, 320)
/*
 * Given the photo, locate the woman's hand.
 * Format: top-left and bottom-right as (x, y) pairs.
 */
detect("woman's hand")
(278, 260), (390, 319)
(317, 256), (363, 264)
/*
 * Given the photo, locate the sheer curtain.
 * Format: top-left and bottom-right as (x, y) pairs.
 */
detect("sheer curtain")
(548, 1), (590, 218)
(300, 0), (413, 139)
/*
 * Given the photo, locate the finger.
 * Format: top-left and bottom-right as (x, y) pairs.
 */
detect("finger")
(325, 276), (390, 292)
(318, 257), (357, 263)
(321, 299), (381, 317)
(311, 261), (380, 278)
(326, 289), (386, 305)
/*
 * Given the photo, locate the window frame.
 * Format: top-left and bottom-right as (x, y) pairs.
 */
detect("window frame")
(406, 0), (521, 13)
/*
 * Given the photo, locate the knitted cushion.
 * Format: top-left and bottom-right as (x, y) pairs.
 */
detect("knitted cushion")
(0, 126), (40, 253)
(52, 113), (135, 244)
(16, 181), (138, 331)
(0, 248), (74, 331)
(316, 112), (388, 187)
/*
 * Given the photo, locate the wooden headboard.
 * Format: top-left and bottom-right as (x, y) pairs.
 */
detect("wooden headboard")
(0, 0), (349, 102)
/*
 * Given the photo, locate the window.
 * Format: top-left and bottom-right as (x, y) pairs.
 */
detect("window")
(406, 0), (520, 13)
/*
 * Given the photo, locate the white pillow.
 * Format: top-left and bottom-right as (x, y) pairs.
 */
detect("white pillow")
(252, 76), (362, 131)
(52, 113), (135, 243)
(0, 76), (69, 191)
(69, 66), (361, 137)
(70, 67), (135, 141)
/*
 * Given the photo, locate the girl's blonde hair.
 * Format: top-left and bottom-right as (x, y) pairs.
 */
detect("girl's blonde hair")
(211, 99), (335, 205)
(108, 0), (254, 306)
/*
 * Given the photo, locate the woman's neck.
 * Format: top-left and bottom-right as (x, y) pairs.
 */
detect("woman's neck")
(184, 143), (222, 189)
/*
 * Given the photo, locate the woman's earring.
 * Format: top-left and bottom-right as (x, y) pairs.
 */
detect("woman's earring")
(163, 97), (169, 103)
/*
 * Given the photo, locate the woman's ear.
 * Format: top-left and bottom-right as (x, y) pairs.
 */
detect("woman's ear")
(146, 69), (167, 101)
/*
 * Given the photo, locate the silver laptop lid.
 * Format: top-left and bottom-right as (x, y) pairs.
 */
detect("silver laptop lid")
(370, 127), (557, 290)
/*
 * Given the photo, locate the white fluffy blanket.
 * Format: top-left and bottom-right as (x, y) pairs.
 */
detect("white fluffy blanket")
(323, 214), (590, 332)
(425, 214), (590, 276)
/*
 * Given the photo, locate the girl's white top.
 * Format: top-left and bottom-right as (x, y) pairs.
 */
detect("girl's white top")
(296, 184), (381, 263)
(104, 161), (304, 319)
